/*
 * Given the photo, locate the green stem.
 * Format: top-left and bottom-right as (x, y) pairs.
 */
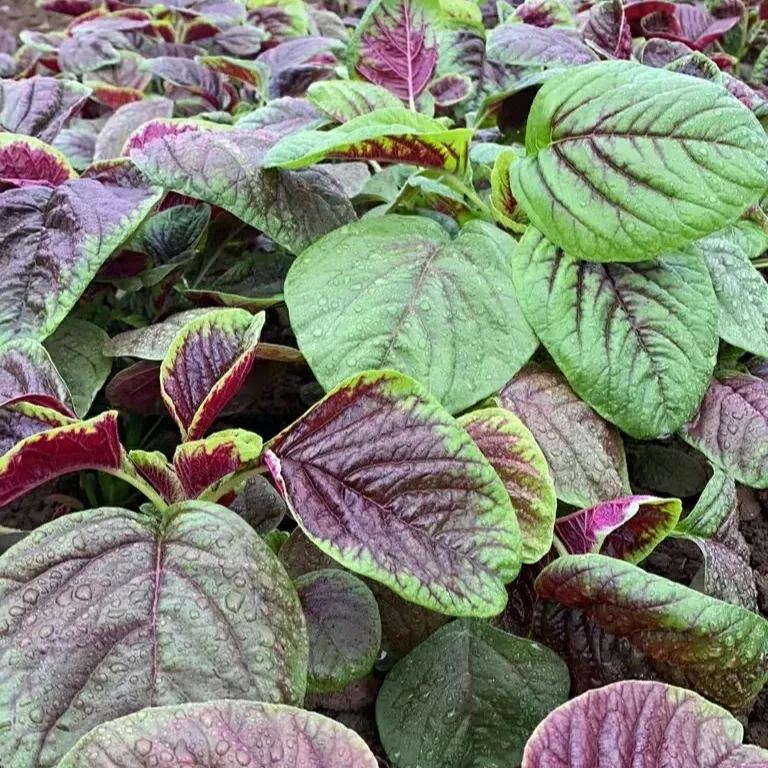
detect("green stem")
(443, 175), (492, 219)
(106, 458), (169, 513)
(552, 536), (570, 558)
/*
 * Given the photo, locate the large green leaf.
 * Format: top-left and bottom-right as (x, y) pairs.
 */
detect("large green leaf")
(285, 215), (537, 414)
(263, 108), (473, 174)
(511, 61), (768, 262)
(695, 224), (768, 356)
(512, 228), (718, 438)
(376, 619), (570, 768)
(536, 554), (768, 711)
(0, 503), (307, 768)
(307, 80), (403, 123)
(58, 701), (378, 768)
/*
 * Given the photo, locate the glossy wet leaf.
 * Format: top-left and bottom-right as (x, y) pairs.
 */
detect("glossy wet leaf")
(458, 408), (556, 564)
(286, 216), (537, 414)
(522, 680), (768, 767)
(160, 309), (265, 440)
(499, 365), (630, 508)
(296, 569), (381, 693)
(536, 553), (768, 711)
(266, 370), (521, 617)
(130, 126), (356, 254)
(377, 619), (570, 768)
(45, 318), (111, 417)
(0, 178), (161, 345)
(58, 700), (377, 768)
(263, 109), (473, 174)
(511, 60), (768, 263)
(554, 495), (681, 563)
(512, 228), (718, 438)
(680, 373), (768, 487)
(0, 503), (308, 768)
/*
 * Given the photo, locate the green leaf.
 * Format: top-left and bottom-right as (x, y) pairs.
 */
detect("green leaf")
(265, 370), (521, 618)
(263, 108), (473, 174)
(286, 215), (537, 414)
(499, 364), (630, 508)
(44, 318), (111, 417)
(695, 224), (768, 356)
(674, 469), (737, 539)
(376, 619), (570, 768)
(0, 503), (308, 767)
(307, 80), (403, 123)
(296, 569), (381, 693)
(536, 553), (768, 712)
(511, 60), (768, 262)
(512, 228), (718, 438)
(458, 408), (556, 564)
(58, 701), (378, 768)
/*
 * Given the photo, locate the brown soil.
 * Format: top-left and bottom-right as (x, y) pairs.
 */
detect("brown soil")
(0, 0), (65, 38)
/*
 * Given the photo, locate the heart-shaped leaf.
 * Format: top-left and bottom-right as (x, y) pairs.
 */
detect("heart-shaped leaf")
(0, 503), (308, 767)
(0, 77), (91, 142)
(512, 228), (718, 438)
(0, 134), (76, 188)
(265, 370), (521, 617)
(377, 619), (570, 768)
(130, 127), (356, 254)
(307, 80), (403, 123)
(680, 373), (768, 487)
(348, 0), (439, 108)
(499, 364), (630, 508)
(536, 553), (768, 711)
(0, 411), (125, 507)
(0, 178), (161, 345)
(263, 109), (473, 174)
(458, 408), (556, 564)
(554, 495), (681, 562)
(160, 309), (265, 440)
(522, 680), (768, 768)
(296, 569), (381, 693)
(286, 215), (537, 414)
(511, 61), (767, 262)
(58, 700), (377, 768)
(173, 428), (264, 499)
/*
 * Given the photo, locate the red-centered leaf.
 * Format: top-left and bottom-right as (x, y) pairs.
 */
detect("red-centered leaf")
(123, 118), (201, 154)
(160, 309), (265, 440)
(197, 55), (266, 88)
(38, 0), (98, 14)
(584, 0), (632, 58)
(351, 0), (438, 108)
(554, 495), (681, 563)
(679, 373), (768, 488)
(173, 429), (264, 500)
(0, 134), (76, 189)
(265, 369), (521, 618)
(128, 449), (183, 503)
(535, 554), (768, 711)
(522, 681), (768, 768)
(105, 361), (164, 415)
(0, 340), (73, 414)
(93, 97), (174, 161)
(0, 77), (91, 142)
(0, 411), (124, 507)
(89, 84), (145, 110)
(641, 3), (741, 50)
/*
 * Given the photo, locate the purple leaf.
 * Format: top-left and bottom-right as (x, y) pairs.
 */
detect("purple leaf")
(680, 373), (768, 488)
(265, 369), (521, 617)
(487, 25), (598, 68)
(93, 97), (174, 161)
(160, 309), (265, 440)
(58, 700), (377, 768)
(0, 134), (76, 189)
(351, 0), (439, 108)
(0, 178), (161, 344)
(637, 37), (695, 66)
(641, 3), (741, 50)
(535, 553), (768, 711)
(236, 96), (325, 133)
(0, 402), (73, 455)
(0, 411), (123, 507)
(0, 340), (73, 414)
(296, 569), (381, 693)
(172, 428), (263, 499)
(522, 681), (768, 767)
(428, 73), (473, 107)
(58, 31), (123, 75)
(105, 361), (164, 415)
(0, 504), (308, 766)
(0, 76), (91, 142)
(584, 0), (632, 58)
(554, 495), (681, 563)
(499, 364), (630, 508)
(147, 57), (229, 110)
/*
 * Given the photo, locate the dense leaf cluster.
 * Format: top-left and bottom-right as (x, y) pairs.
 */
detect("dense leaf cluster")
(0, 0), (767, 766)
